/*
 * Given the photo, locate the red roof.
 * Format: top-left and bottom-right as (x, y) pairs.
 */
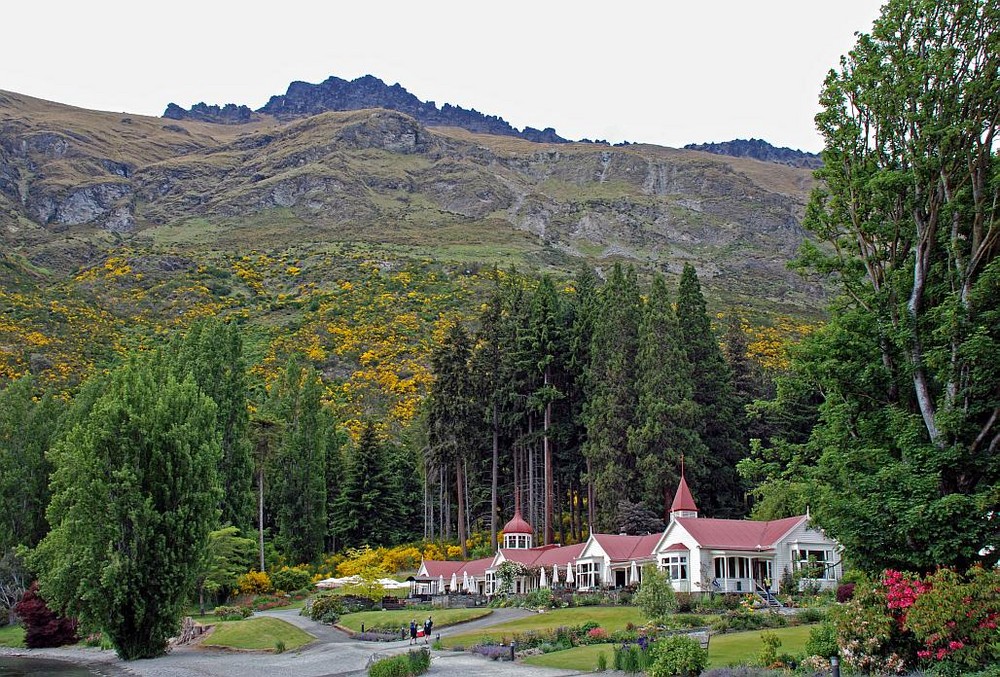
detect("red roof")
(590, 533), (660, 563)
(421, 556), (495, 579)
(502, 506), (533, 535)
(670, 474), (698, 513)
(674, 515), (805, 550)
(498, 542), (585, 568)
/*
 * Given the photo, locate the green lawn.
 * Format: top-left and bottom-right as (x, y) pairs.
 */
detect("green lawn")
(441, 606), (645, 648)
(203, 617), (314, 652)
(0, 624), (25, 648)
(338, 608), (492, 633)
(520, 625), (816, 671)
(708, 624), (812, 667)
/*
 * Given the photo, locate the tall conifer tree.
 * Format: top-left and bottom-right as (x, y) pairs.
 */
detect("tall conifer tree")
(675, 264), (746, 517)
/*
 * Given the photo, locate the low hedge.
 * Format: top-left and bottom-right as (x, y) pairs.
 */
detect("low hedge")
(368, 648), (431, 677)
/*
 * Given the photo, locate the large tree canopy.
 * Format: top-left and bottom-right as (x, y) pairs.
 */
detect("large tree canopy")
(30, 353), (221, 659)
(762, 0), (999, 570)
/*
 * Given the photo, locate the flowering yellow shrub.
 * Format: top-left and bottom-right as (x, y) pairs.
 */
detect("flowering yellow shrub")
(236, 570), (272, 596)
(422, 543), (445, 561)
(381, 546), (423, 573)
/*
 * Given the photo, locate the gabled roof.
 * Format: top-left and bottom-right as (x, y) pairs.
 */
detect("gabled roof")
(589, 533), (660, 563)
(670, 473), (698, 513)
(420, 556), (494, 579)
(673, 515), (807, 550)
(495, 542), (585, 568)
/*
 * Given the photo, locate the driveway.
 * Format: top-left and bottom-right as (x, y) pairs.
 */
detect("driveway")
(0, 607), (583, 677)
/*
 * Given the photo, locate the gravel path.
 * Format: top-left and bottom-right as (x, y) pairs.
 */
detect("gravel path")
(0, 607), (583, 677)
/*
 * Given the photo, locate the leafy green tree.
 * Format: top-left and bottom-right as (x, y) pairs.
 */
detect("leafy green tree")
(634, 564), (677, 622)
(0, 377), (63, 550)
(194, 526), (255, 615)
(676, 264), (746, 518)
(171, 319), (254, 531)
(583, 263), (641, 530)
(30, 353), (221, 659)
(779, 0), (1000, 570)
(266, 358), (330, 564)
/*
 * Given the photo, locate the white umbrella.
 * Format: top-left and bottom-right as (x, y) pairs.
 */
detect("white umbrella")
(552, 564), (559, 585)
(566, 564), (575, 584)
(630, 560), (639, 585)
(438, 574), (445, 594)
(464, 571), (472, 590)
(449, 571), (457, 592)
(539, 565), (548, 588)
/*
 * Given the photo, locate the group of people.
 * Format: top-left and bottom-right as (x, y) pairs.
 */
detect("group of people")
(408, 616), (433, 645)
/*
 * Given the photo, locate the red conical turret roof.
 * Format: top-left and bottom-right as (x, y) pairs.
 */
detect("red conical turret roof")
(502, 505), (533, 534)
(670, 472), (698, 514)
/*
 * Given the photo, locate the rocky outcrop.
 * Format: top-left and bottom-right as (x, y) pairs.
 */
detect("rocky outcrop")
(684, 138), (822, 169)
(166, 74), (570, 144)
(163, 102), (255, 124)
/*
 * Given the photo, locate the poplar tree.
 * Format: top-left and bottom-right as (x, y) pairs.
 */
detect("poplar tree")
(172, 319), (254, 531)
(267, 358), (329, 564)
(31, 354), (220, 660)
(676, 264), (746, 518)
(0, 377), (62, 550)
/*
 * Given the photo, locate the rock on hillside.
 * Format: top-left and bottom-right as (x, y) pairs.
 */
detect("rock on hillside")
(684, 138), (822, 169)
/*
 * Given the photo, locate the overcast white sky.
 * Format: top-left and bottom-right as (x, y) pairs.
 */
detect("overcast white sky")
(3, 1), (885, 153)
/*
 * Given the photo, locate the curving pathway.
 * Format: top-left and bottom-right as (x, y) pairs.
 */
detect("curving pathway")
(0, 607), (582, 677)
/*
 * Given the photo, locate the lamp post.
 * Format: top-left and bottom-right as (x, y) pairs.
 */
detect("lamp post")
(830, 655), (840, 677)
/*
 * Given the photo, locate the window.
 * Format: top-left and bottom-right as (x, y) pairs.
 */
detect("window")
(576, 561), (601, 589)
(793, 549), (830, 579)
(713, 556), (750, 579)
(661, 555), (688, 580)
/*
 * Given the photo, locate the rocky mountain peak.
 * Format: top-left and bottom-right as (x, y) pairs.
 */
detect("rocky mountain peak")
(684, 138), (822, 169)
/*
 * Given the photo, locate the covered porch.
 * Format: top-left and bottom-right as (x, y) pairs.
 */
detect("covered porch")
(709, 552), (775, 594)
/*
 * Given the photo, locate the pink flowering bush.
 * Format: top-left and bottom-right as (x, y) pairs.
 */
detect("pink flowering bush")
(905, 566), (1000, 670)
(832, 567), (1000, 674)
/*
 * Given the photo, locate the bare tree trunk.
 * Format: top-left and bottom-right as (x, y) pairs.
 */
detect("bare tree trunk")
(586, 457), (595, 534)
(258, 466), (265, 572)
(491, 402), (499, 551)
(543, 369), (553, 544)
(528, 417), (536, 539)
(456, 460), (467, 557)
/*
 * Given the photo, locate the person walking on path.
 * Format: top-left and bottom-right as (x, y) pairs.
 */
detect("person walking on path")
(409, 619), (417, 645)
(423, 616), (433, 644)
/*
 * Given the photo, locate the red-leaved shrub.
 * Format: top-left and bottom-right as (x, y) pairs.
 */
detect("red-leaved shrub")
(14, 582), (78, 648)
(836, 583), (855, 603)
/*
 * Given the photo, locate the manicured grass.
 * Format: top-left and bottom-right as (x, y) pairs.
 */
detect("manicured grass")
(520, 625), (816, 671)
(203, 617), (314, 652)
(0, 624), (25, 648)
(522, 644), (612, 671)
(441, 606), (645, 648)
(338, 608), (492, 633)
(708, 624), (812, 667)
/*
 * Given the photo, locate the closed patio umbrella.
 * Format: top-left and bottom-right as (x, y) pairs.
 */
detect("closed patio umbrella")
(438, 574), (445, 593)
(539, 565), (548, 588)
(449, 571), (457, 592)
(630, 560), (639, 585)
(552, 564), (559, 585)
(566, 564), (575, 584)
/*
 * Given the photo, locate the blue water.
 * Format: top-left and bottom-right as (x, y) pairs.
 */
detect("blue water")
(0, 658), (96, 675)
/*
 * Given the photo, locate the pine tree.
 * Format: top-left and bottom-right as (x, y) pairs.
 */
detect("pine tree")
(675, 264), (746, 518)
(31, 353), (220, 660)
(427, 322), (475, 556)
(583, 263), (642, 531)
(334, 421), (393, 548)
(629, 274), (706, 518)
